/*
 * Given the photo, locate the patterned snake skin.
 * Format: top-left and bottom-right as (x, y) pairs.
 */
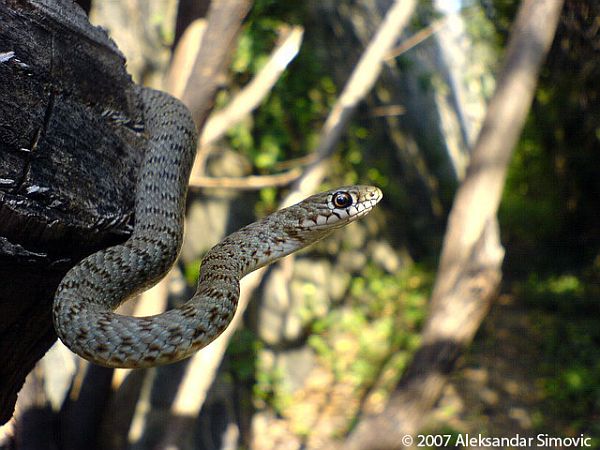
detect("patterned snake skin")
(52, 86), (383, 368)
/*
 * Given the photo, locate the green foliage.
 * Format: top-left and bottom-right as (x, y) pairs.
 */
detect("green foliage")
(254, 358), (291, 413)
(226, 2), (338, 176)
(227, 328), (261, 383)
(499, 117), (564, 257)
(250, 264), (433, 425)
(515, 273), (600, 437)
(309, 264), (431, 391)
(223, 1), (388, 204)
(183, 259), (202, 285)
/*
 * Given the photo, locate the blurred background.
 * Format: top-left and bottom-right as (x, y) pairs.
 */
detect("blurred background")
(2, 0), (598, 449)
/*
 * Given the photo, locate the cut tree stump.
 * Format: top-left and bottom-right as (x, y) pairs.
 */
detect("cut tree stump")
(0, 0), (147, 423)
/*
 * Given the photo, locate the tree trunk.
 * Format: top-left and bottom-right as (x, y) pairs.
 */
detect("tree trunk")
(343, 0), (565, 448)
(0, 0), (144, 423)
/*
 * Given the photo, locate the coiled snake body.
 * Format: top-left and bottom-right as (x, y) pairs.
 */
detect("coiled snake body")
(53, 87), (382, 368)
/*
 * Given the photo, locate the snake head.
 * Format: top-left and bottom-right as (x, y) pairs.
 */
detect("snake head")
(297, 185), (383, 231)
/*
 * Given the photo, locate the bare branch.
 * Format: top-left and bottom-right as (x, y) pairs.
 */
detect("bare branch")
(384, 6), (481, 61)
(200, 25), (304, 148)
(191, 25), (303, 176)
(386, 16), (446, 60)
(282, 0), (418, 207)
(343, 1), (565, 448)
(189, 167), (302, 190)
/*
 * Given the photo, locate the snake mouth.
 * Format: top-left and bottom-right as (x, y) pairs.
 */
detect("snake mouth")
(348, 188), (382, 218)
(346, 202), (377, 222)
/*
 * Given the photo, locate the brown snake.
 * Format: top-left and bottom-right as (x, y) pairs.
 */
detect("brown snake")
(52, 86), (382, 368)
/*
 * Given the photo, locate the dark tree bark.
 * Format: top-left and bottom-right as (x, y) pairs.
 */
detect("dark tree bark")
(0, 0), (146, 423)
(73, 0), (91, 15)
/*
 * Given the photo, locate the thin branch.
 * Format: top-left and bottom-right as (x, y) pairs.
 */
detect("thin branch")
(272, 153), (318, 170)
(386, 16), (447, 60)
(189, 167), (302, 190)
(200, 25), (304, 147)
(384, 6), (481, 61)
(282, 0), (418, 208)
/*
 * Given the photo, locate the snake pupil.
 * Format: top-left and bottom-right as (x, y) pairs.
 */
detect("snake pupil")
(333, 192), (352, 208)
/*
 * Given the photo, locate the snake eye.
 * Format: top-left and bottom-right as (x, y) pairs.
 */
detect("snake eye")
(332, 191), (353, 208)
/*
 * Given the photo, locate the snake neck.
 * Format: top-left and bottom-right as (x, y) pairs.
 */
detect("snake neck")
(198, 208), (332, 284)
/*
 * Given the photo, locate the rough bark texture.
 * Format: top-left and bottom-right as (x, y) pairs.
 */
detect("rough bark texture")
(342, 1), (565, 448)
(0, 0), (145, 423)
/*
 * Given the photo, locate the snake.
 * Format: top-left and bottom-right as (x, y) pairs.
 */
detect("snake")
(52, 86), (383, 368)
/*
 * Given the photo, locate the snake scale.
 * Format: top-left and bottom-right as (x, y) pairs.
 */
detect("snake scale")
(53, 86), (382, 368)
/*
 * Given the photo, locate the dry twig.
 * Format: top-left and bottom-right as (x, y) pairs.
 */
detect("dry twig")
(189, 167), (302, 190)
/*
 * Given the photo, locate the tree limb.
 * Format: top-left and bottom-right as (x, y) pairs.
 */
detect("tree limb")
(282, 0), (417, 207)
(200, 25), (303, 148)
(180, 0), (253, 130)
(189, 167), (302, 190)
